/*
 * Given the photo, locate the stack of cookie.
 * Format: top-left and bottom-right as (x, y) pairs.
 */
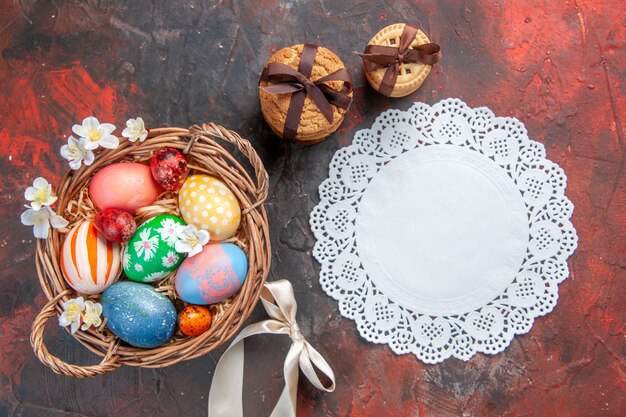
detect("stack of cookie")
(258, 24), (441, 145)
(259, 44), (352, 145)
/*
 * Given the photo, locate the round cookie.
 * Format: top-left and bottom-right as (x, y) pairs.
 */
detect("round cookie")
(364, 23), (434, 98)
(259, 44), (352, 145)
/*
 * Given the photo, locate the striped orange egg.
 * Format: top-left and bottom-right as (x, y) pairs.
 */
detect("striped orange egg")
(60, 220), (122, 295)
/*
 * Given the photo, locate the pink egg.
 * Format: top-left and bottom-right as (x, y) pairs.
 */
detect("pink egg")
(89, 162), (163, 214)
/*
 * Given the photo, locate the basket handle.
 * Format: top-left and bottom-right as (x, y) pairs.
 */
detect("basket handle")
(188, 123), (269, 213)
(31, 290), (121, 378)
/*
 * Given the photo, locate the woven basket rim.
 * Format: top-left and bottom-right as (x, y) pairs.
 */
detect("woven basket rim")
(30, 123), (271, 377)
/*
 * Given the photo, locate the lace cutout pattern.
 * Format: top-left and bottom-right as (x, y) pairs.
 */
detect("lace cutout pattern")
(310, 99), (578, 363)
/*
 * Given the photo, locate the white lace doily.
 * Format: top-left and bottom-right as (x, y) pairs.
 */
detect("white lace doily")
(310, 98), (578, 363)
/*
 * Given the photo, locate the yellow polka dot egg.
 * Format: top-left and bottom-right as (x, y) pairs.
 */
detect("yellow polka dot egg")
(178, 175), (241, 241)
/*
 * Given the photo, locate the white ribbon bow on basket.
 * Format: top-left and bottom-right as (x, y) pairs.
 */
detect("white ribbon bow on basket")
(208, 280), (336, 417)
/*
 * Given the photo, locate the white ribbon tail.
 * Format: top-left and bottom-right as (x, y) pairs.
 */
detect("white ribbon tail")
(269, 340), (302, 417)
(208, 339), (244, 417)
(208, 320), (288, 417)
(207, 280), (336, 417)
(299, 341), (335, 392)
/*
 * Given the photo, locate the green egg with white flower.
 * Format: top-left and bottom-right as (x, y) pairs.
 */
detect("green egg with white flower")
(123, 214), (186, 283)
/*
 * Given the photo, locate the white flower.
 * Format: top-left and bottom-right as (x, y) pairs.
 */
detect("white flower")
(21, 206), (68, 239)
(24, 177), (57, 210)
(81, 300), (102, 331)
(161, 250), (180, 268)
(157, 218), (183, 246)
(175, 224), (209, 257)
(72, 116), (118, 150)
(58, 297), (85, 334)
(133, 228), (158, 261)
(144, 270), (169, 282)
(134, 263), (143, 272)
(60, 136), (95, 170)
(122, 249), (131, 269)
(121, 117), (148, 143)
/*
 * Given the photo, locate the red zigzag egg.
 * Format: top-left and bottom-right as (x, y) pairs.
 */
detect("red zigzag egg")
(60, 220), (122, 294)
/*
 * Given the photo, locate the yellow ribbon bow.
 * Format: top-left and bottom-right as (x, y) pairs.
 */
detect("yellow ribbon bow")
(208, 280), (336, 417)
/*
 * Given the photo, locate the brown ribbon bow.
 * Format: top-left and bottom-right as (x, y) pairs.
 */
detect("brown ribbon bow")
(259, 44), (353, 140)
(358, 25), (442, 97)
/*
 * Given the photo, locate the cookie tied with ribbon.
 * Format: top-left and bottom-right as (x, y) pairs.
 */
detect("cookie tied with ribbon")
(358, 23), (441, 97)
(259, 44), (353, 144)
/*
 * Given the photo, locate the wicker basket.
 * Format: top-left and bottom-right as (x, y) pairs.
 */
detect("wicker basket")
(30, 123), (271, 377)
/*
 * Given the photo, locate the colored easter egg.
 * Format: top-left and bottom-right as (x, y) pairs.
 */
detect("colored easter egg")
(123, 214), (186, 283)
(178, 175), (241, 241)
(175, 243), (248, 305)
(89, 162), (163, 214)
(150, 148), (188, 191)
(60, 220), (121, 295)
(178, 305), (213, 337)
(100, 281), (177, 348)
(94, 208), (136, 243)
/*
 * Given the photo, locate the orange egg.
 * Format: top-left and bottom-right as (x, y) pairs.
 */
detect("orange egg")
(178, 305), (212, 337)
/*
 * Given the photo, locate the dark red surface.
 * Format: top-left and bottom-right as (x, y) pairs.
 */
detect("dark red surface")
(1, 1), (624, 416)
